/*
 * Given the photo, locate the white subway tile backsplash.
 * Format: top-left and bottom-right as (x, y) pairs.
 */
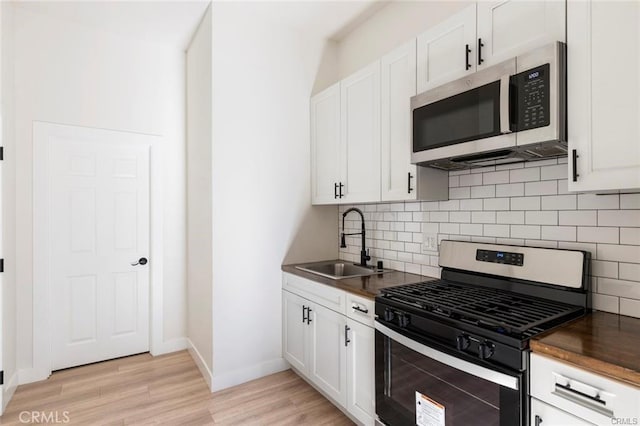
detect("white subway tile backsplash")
(525, 211), (558, 225)
(471, 185), (496, 199)
(598, 210), (640, 227)
(483, 170), (510, 184)
(525, 180), (557, 196)
(511, 196), (540, 211)
(578, 194), (619, 210)
(511, 225), (541, 239)
(497, 211), (525, 224)
(460, 173), (483, 186)
(559, 211), (597, 226)
(339, 159), (640, 318)
(541, 226), (576, 242)
(540, 164), (567, 181)
(620, 228), (640, 246)
(619, 263), (640, 282)
(621, 194), (640, 209)
(541, 195), (576, 210)
(472, 211), (496, 224)
(483, 198), (509, 211)
(484, 224), (510, 238)
(577, 227), (619, 244)
(496, 183), (524, 197)
(449, 211), (471, 223)
(510, 167), (540, 183)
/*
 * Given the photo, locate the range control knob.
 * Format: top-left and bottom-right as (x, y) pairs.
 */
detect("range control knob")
(384, 308), (395, 322)
(478, 341), (495, 360)
(456, 334), (470, 351)
(397, 313), (410, 328)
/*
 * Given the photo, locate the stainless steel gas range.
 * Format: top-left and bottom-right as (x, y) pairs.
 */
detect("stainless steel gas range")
(374, 240), (591, 426)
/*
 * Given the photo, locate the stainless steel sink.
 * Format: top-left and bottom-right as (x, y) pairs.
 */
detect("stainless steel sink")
(296, 261), (388, 280)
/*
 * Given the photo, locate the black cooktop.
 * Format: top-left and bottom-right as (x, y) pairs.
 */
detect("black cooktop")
(379, 279), (585, 340)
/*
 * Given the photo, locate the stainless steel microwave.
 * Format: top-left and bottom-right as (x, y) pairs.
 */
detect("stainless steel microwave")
(411, 42), (566, 170)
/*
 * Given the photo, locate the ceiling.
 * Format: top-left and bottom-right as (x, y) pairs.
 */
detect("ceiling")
(13, 0), (387, 49)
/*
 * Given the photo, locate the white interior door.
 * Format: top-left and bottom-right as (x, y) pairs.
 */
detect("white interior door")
(49, 129), (150, 371)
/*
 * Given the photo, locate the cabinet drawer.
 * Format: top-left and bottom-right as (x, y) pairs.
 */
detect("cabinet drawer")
(346, 293), (375, 327)
(530, 398), (595, 426)
(282, 273), (346, 314)
(530, 353), (640, 425)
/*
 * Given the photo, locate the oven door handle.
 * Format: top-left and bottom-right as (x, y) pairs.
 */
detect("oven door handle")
(499, 74), (512, 134)
(374, 321), (519, 391)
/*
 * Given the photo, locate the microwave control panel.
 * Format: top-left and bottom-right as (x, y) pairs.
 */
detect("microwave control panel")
(512, 63), (550, 131)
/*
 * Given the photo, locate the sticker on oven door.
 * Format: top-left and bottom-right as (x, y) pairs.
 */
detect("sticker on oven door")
(416, 391), (445, 426)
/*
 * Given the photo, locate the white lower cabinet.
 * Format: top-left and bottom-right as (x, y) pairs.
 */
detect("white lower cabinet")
(282, 273), (375, 425)
(531, 398), (595, 426)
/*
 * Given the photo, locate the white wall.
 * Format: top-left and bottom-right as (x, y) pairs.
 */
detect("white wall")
(186, 5), (213, 387)
(13, 5), (187, 381)
(210, 2), (337, 391)
(336, 1), (472, 79)
(1, 0), (18, 412)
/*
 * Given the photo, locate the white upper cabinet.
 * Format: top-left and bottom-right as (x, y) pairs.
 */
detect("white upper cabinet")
(340, 61), (381, 203)
(417, 4), (477, 93)
(381, 40), (449, 202)
(568, 0), (640, 192)
(476, 0), (565, 68)
(310, 83), (341, 204)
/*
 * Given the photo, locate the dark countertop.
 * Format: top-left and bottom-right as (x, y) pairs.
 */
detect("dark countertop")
(531, 311), (640, 388)
(282, 260), (434, 299)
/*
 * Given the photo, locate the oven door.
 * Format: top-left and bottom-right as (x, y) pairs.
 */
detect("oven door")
(411, 58), (516, 166)
(375, 321), (524, 426)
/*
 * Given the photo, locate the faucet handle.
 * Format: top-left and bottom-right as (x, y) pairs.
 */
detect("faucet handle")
(365, 249), (371, 261)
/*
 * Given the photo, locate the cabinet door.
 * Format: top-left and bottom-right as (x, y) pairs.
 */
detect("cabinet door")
(308, 303), (347, 407)
(417, 4), (476, 93)
(311, 83), (341, 204)
(477, 0), (565, 68)
(340, 61), (381, 204)
(381, 39), (418, 202)
(346, 319), (375, 426)
(282, 291), (309, 373)
(530, 398), (595, 426)
(568, 0), (640, 192)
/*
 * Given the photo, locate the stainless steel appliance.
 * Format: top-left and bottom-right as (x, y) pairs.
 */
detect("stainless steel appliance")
(374, 240), (590, 425)
(411, 42), (566, 170)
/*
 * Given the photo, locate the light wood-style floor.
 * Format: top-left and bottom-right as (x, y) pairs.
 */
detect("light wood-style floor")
(0, 350), (354, 425)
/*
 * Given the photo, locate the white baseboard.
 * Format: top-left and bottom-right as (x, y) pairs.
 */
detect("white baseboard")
(187, 338), (213, 391)
(211, 357), (289, 392)
(1, 372), (19, 414)
(151, 337), (188, 356)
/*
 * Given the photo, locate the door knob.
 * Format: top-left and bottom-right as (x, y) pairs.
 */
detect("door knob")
(131, 257), (148, 266)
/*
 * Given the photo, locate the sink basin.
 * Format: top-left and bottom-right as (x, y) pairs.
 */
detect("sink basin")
(296, 261), (388, 280)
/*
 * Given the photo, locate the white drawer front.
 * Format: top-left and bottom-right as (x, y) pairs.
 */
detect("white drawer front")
(530, 353), (640, 425)
(346, 293), (375, 327)
(530, 398), (596, 426)
(282, 272), (346, 314)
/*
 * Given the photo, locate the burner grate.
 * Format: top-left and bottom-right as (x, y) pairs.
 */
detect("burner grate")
(381, 280), (583, 336)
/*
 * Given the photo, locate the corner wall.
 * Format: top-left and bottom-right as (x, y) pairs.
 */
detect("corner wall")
(210, 2), (338, 391)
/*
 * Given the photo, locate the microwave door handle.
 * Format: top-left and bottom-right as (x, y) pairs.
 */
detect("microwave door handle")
(500, 75), (512, 134)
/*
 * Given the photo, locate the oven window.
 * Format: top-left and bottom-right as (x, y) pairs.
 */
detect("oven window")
(413, 81), (501, 152)
(376, 332), (522, 426)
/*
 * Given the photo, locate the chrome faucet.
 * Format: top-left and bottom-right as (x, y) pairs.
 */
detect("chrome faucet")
(340, 207), (371, 267)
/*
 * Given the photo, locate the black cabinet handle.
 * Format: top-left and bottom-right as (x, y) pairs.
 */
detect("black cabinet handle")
(307, 307), (312, 324)
(478, 38), (484, 65)
(334, 183), (338, 199)
(131, 257), (148, 266)
(345, 325), (351, 347)
(352, 305), (369, 314)
(339, 182), (344, 199)
(534, 415), (543, 426)
(572, 150), (579, 182)
(465, 44), (471, 70)
(407, 172), (414, 194)
(302, 305), (307, 323)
